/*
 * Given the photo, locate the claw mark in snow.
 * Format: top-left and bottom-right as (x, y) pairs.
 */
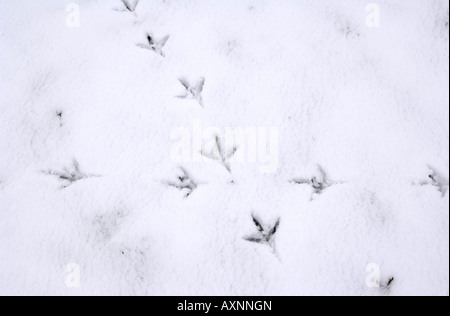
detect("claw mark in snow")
(56, 110), (63, 127)
(377, 276), (395, 295)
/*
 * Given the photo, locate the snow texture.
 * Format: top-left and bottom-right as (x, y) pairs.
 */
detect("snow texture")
(0, 0), (448, 296)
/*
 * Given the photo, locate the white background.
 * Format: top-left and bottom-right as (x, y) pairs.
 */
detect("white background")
(0, 0), (448, 295)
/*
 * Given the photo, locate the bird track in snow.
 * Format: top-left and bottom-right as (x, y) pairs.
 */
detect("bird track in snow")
(115, 0), (140, 15)
(290, 165), (343, 200)
(416, 166), (449, 197)
(165, 167), (198, 198)
(43, 160), (100, 189)
(176, 77), (205, 107)
(201, 134), (237, 174)
(137, 33), (170, 57)
(244, 214), (280, 255)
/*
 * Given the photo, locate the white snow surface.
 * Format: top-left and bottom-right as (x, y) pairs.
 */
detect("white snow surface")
(0, 0), (449, 296)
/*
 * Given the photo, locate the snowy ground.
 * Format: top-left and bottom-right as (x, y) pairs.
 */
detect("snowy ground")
(0, 0), (448, 296)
